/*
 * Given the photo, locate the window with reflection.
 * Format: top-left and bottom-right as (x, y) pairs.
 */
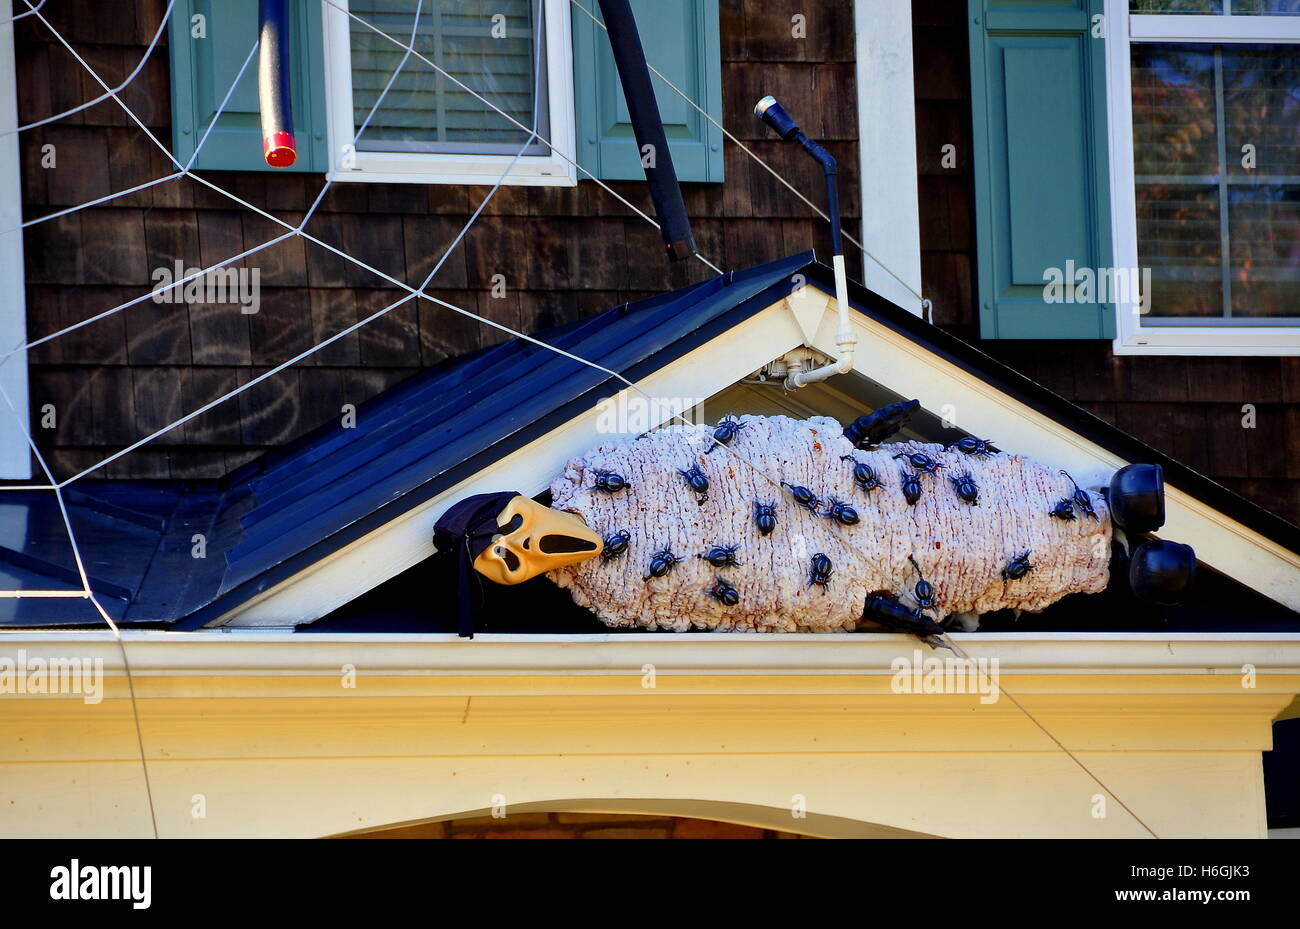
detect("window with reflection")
(1125, 2), (1299, 329)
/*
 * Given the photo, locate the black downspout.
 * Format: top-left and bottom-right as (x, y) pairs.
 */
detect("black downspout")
(596, 0), (697, 262)
(811, 147), (842, 257)
(258, 0), (297, 168)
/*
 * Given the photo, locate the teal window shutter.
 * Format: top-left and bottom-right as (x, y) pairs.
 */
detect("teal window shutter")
(169, 0), (328, 172)
(969, 0), (1113, 338)
(572, 0), (723, 183)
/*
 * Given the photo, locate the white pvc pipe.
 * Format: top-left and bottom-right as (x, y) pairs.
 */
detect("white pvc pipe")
(785, 254), (857, 388)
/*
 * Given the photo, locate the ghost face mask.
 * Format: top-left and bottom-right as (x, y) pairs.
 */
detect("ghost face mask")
(472, 495), (602, 584)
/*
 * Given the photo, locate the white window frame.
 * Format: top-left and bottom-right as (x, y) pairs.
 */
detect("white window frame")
(1105, 2), (1300, 355)
(322, 0), (577, 186)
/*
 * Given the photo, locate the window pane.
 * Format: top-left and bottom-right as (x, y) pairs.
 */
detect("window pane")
(1130, 1), (1224, 12)
(1229, 186), (1300, 316)
(1136, 184), (1225, 317)
(1131, 43), (1300, 320)
(1223, 45), (1300, 179)
(350, 0), (549, 155)
(1132, 45), (1219, 178)
(1224, 46), (1300, 316)
(1132, 45), (1224, 317)
(1231, 0), (1300, 13)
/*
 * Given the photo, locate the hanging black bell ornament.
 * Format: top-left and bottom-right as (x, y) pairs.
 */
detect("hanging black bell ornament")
(1107, 464), (1165, 534)
(1128, 538), (1196, 605)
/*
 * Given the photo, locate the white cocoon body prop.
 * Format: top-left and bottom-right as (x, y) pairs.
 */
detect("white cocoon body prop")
(548, 415), (1111, 632)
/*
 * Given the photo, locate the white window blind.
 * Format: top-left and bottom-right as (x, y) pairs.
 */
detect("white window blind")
(350, 0), (549, 155)
(1131, 42), (1300, 323)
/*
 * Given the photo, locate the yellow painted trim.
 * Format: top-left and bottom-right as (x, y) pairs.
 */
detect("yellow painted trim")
(1, 632), (1295, 837)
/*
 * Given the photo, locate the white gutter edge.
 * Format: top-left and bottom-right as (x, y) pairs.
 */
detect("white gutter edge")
(2, 631), (1299, 677)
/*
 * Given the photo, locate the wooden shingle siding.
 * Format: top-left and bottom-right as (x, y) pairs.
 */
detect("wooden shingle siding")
(912, 0), (976, 339)
(17, 0), (860, 480)
(985, 336), (1300, 526)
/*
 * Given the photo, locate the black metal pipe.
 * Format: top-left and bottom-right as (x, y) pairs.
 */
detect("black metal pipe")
(597, 0), (697, 262)
(258, 0), (297, 168)
(818, 155), (843, 257)
(755, 96), (841, 257)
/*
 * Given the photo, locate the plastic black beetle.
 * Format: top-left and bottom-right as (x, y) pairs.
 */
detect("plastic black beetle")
(899, 469), (922, 506)
(601, 529), (631, 561)
(808, 552), (834, 592)
(863, 593), (946, 639)
(753, 500), (778, 536)
(947, 436), (1000, 459)
(592, 468), (631, 493)
(907, 554), (938, 612)
(677, 463), (709, 504)
(1001, 549), (1035, 581)
(843, 398), (920, 449)
(893, 451), (946, 475)
(1060, 471), (1098, 519)
(781, 481), (822, 515)
(706, 414), (747, 453)
(949, 470), (980, 505)
(1048, 498), (1077, 521)
(841, 455), (883, 495)
(705, 575), (740, 606)
(644, 546), (681, 581)
(822, 496), (860, 527)
(699, 543), (742, 568)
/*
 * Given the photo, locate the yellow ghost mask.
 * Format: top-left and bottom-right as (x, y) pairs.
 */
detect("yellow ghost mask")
(472, 495), (603, 585)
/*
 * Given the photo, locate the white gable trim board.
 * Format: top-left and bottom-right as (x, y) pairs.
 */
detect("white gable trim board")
(217, 283), (1300, 627)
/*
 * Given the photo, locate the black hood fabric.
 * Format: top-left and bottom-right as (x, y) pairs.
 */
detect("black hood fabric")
(432, 491), (519, 637)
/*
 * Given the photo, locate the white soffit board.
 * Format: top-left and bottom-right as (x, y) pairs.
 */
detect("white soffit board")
(221, 289), (1299, 626)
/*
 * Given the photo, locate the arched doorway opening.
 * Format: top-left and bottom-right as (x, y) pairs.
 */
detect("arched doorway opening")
(330, 799), (938, 839)
(343, 813), (807, 839)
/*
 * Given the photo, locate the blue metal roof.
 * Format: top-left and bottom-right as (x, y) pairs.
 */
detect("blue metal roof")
(2, 250), (1296, 628)
(0, 252), (813, 627)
